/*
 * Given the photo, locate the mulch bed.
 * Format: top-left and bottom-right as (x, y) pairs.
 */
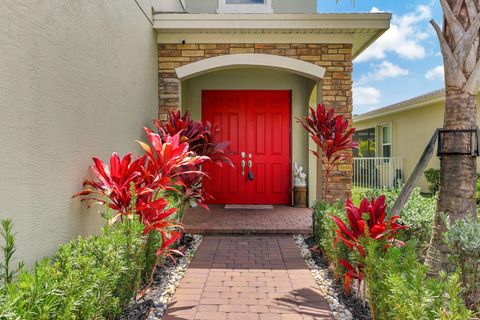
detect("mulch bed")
(118, 234), (201, 320)
(303, 235), (371, 320)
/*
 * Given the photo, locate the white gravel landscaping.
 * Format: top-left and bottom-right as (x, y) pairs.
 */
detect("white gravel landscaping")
(115, 234), (204, 320)
(293, 234), (354, 320)
(146, 234), (203, 320)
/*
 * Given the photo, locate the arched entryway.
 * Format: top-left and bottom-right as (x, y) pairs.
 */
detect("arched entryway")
(176, 55), (324, 206)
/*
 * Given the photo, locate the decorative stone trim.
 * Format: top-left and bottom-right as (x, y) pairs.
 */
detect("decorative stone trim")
(293, 235), (354, 320)
(175, 53), (326, 81)
(148, 234), (203, 320)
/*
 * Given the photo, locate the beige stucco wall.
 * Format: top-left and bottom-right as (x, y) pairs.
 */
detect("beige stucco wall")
(184, 0), (316, 13)
(354, 96), (480, 191)
(272, 0), (317, 13)
(0, 0), (158, 265)
(182, 68), (315, 200)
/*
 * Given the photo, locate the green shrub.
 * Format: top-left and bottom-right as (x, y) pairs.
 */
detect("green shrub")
(360, 187), (436, 258)
(312, 201), (350, 277)
(365, 242), (473, 320)
(0, 217), (148, 320)
(0, 219), (24, 288)
(445, 216), (480, 311)
(425, 168), (480, 204)
(395, 188), (436, 256)
(424, 168), (441, 195)
(317, 194), (472, 319)
(477, 179), (480, 204)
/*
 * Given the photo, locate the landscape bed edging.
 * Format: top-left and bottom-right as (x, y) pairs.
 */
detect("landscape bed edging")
(294, 234), (365, 320)
(120, 234), (203, 320)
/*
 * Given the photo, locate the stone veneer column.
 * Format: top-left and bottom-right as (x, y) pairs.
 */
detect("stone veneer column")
(158, 43), (353, 202)
(317, 44), (354, 202)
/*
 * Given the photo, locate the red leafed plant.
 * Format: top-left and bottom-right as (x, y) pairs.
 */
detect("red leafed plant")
(154, 111), (232, 167)
(331, 195), (407, 294)
(154, 110), (204, 145)
(136, 195), (182, 258)
(190, 121), (232, 167)
(74, 126), (216, 294)
(175, 171), (212, 209)
(154, 111), (233, 209)
(75, 128), (207, 256)
(137, 128), (210, 188)
(297, 104), (358, 200)
(74, 152), (146, 217)
(74, 152), (183, 272)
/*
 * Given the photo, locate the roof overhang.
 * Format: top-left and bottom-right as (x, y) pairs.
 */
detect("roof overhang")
(176, 53), (326, 81)
(153, 13), (392, 59)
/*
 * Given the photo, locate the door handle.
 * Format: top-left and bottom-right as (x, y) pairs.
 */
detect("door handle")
(241, 160), (246, 176)
(247, 160), (254, 181)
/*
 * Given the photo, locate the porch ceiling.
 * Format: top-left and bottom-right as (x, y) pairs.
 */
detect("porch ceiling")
(153, 13), (392, 59)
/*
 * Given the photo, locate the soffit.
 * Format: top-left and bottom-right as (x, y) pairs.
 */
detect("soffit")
(154, 13), (391, 58)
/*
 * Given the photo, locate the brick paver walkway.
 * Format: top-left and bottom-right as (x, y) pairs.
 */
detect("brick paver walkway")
(164, 236), (333, 320)
(183, 206), (312, 234)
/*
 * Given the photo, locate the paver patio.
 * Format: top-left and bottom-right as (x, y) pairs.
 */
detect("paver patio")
(164, 236), (333, 320)
(183, 206), (312, 234)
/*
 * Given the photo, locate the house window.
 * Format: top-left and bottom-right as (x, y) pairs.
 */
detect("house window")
(353, 128), (376, 157)
(380, 124), (392, 158)
(217, 0), (273, 13)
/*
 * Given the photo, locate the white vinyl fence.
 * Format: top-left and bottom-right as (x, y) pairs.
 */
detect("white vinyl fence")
(353, 157), (405, 190)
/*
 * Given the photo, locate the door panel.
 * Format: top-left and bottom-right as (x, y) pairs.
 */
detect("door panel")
(246, 91), (291, 204)
(203, 90), (291, 205)
(202, 91), (247, 204)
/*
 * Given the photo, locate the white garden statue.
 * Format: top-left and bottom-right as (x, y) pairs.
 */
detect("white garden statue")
(293, 163), (307, 187)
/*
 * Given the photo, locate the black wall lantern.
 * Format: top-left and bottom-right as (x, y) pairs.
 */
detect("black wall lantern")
(437, 127), (480, 157)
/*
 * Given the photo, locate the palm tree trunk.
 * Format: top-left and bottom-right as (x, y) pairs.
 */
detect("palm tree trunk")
(425, 90), (477, 273)
(438, 90), (477, 220)
(425, 0), (480, 273)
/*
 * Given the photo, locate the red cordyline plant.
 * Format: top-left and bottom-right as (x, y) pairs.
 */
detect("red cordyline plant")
(331, 195), (407, 294)
(75, 128), (207, 260)
(74, 152), (146, 217)
(297, 104), (358, 200)
(136, 195), (181, 258)
(154, 111), (204, 145)
(175, 171), (212, 209)
(191, 121), (232, 167)
(154, 111), (233, 209)
(138, 127), (209, 186)
(74, 152), (182, 260)
(154, 111), (232, 167)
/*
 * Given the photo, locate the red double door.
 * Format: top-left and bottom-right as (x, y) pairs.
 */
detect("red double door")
(202, 90), (291, 205)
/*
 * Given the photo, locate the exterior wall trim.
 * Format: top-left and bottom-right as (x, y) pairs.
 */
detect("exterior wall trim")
(175, 53), (326, 81)
(157, 33), (353, 45)
(153, 13), (392, 28)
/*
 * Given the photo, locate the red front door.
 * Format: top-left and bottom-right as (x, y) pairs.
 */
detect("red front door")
(202, 90), (291, 205)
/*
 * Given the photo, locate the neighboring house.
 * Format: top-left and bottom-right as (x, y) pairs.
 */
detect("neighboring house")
(0, 0), (390, 264)
(353, 89), (480, 192)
